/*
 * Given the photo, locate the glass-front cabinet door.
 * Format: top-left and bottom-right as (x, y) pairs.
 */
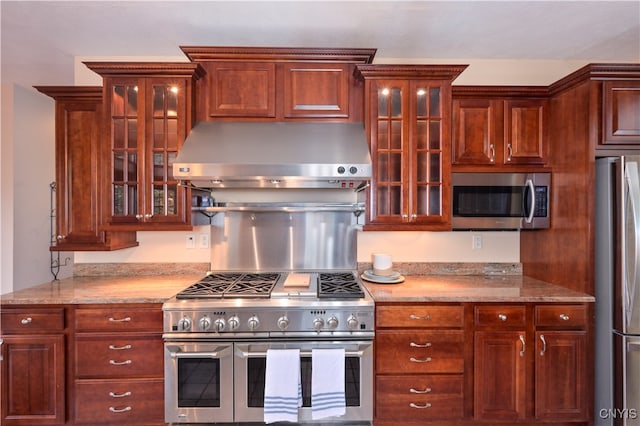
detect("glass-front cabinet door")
(363, 75), (453, 230)
(85, 62), (203, 231)
(104, 76), (191, 229)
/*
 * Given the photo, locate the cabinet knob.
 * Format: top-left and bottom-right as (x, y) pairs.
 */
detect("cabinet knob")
(559, 314), (570, 321)
(21, 317), (32, 325)
(135, 214), (143, 220)
(498, 314), (507, 321)
(56, 235), (66, 240)
(144, 213), (153, 219)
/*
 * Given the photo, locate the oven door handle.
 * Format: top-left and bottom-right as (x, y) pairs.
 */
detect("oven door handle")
(238, 349), (365, 358)
(170, 351), (220, 359)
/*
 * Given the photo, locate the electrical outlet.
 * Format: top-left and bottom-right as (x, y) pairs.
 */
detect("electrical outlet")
(186, 234), (195, 249)
(199, 234), (209, 249)
(472, 234), (483, 250)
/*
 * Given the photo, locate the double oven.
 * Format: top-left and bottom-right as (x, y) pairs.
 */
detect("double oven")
(162, 204), (374, 424)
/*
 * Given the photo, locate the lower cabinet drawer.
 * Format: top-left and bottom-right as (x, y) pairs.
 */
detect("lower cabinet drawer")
(376, 375), (464, 420)
(74, 378), (164, 424)
(75, 335), (163, 378)
(376, 330), (464, 374)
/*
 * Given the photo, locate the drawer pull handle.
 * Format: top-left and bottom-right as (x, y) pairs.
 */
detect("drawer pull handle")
(559, 314), (570, 321)
(409, 356), (432, 363)
(108, 316), (131, 323)
(109, 406), (132, 413)
(20, 317), (33, 325)
(109, 391), (132, 398)
(498, 314), (507, 321)
(519, 335), (526, 357)
(539, 334), (547, 356)
(410, 387), (432, 394)
(409, 402), (432, 409)
(109, 359), (132, 366)
(409, 314), (431, 321)
(410, 342), (432, 348)
(109, 344), (132, 351)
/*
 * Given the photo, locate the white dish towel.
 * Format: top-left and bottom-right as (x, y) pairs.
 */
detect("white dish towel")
(264, 349), (302, 423)
(311, 348), (346, 420)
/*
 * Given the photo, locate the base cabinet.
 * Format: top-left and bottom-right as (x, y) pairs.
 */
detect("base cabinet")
(0, 307), (66, 425)
(473, 304), (590, 424)
(72, 304), (164, 425)
(374, 304), (466, 424)
(374, 302), (591, 425)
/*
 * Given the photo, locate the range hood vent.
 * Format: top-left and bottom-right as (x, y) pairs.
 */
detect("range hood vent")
(174, 121), (372, 189)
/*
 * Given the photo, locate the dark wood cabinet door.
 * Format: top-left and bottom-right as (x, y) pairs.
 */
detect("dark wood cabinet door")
(1, 335), (65, 425)
(503, 99), (547, 165)
(474, 331), (526, 421)
(282, 63), (350, 118)
(452, 98), (501, 165)
(603, 80), (640, 144)
(208, 62), (276, 118)
(534, 331), (588, 421)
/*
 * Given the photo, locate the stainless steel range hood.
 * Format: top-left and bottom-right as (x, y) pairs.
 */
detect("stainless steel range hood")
(174, 121), (372, 189)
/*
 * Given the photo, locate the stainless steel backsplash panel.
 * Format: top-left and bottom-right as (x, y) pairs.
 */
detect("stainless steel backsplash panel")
(210, 209), (358, 271)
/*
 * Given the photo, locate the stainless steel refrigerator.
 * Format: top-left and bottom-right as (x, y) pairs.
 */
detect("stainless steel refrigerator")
(596, 156), (640, 426)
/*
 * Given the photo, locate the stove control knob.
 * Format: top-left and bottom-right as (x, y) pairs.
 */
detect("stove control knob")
(228, 316), (240, 331)
(178, 317), (192, 331)
(199, 317), (211, 331)
(213, 318), (226, 332)
(277, 316), (290, 331)
(327, 316), (339, 330)
(248, 316), (260, 331)
(347, 315), (359, 330)
(313, 317), (325, 331)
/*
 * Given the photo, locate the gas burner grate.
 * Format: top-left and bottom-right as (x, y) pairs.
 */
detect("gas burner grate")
(176, 273), (280, 299)
(317, 272), (365, 299)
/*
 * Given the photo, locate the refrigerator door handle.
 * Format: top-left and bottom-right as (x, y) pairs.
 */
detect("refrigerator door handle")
(624, 161), (640, 331)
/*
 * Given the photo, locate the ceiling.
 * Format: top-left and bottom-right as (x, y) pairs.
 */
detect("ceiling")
(2, 0), (639, 87)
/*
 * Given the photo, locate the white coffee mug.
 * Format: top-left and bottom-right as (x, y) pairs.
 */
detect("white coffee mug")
(372, 253), (393, 276)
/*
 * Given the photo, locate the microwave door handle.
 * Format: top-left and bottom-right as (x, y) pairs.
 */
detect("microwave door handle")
(524, 179), (535, 224)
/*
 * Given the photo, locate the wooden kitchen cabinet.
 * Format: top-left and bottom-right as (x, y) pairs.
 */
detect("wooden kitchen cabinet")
(356, 65), (467, 230)
(72, 304), (164, 425)
(0, 306), (66, 425)
(602, 80), (640, 145)
(473, 303), (590, 423)
(84, 62), (204, 230)
(180, 46), (376, 122)
(374, 303), (467, 424)
(452, 87), (549, 169)
(34, 86), (138, 251)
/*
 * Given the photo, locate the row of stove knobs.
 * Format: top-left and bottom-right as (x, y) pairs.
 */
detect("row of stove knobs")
(177, 314), (360, 332)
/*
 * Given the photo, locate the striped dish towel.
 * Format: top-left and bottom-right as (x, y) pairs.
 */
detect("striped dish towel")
(264, 349), (301, 423)
(311, 348), (346, 420)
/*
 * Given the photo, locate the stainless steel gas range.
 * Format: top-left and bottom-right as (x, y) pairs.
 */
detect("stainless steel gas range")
(162, 203), (374, 425)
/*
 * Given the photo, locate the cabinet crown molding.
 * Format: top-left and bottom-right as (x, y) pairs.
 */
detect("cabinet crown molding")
(83, 62), (206, 79)
(355, 64), (468, 81)
(34, 86), (102, 100)
(180, 46), (377, 64)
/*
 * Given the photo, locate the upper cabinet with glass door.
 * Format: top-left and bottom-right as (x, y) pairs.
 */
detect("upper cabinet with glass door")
(356, 65), (467, 230)
(84, 63), (205, 230)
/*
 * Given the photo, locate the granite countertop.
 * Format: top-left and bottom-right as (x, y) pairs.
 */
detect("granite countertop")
(0, 272), (594, 305)
(0, 275), (202, 305)
(362, 274), (595, 303)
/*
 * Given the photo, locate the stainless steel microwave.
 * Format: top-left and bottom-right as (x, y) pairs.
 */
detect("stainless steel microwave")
(452, 172), (550, 230)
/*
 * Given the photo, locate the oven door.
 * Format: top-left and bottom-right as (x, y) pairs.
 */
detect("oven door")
(234, 340), (373, 424)
(164, 342), (233, 423)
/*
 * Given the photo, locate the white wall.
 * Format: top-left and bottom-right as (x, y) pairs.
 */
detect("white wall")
(1, 84), (15, 295)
